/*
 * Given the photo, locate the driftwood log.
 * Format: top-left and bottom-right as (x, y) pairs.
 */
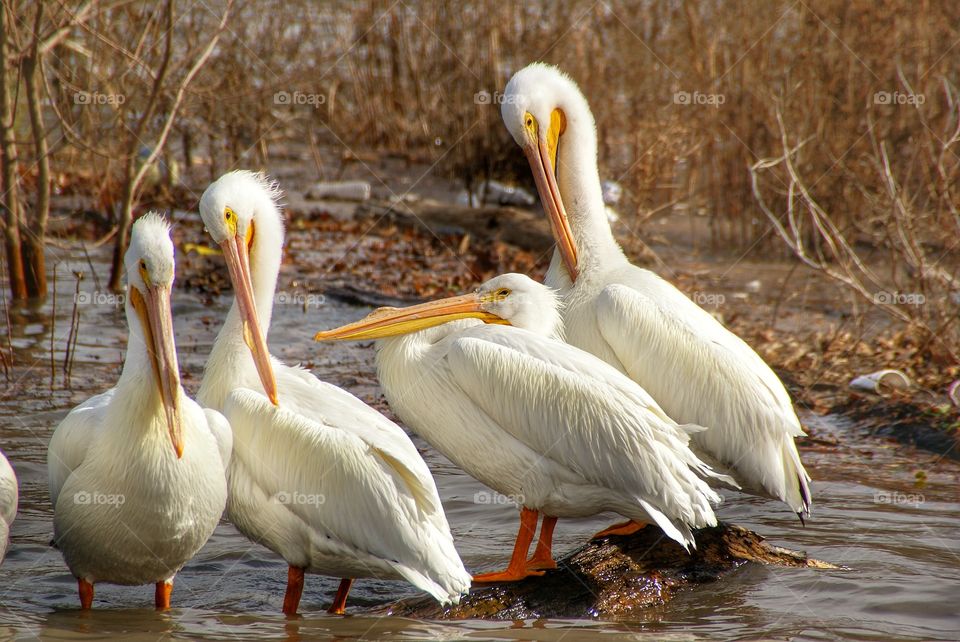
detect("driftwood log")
(378, 523), (835, 620)
(354, 198), (555, 252)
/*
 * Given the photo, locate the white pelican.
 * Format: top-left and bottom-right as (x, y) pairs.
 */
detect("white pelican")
(500, 63), (812, 518)
(47, 213), (230, 609)
(0, 449), (17, 564)
(196, 171), (470, 615)
(315, 273), (728, 582)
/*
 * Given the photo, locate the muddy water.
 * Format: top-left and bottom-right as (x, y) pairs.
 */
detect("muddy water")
(1, 245), (958, 641)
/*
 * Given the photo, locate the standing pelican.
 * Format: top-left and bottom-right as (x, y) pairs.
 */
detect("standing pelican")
(47, 213), (230, 609)
(0, 449), (17, 564)
(316, 273), (727, 582)
(196, 171), (470, 615)
(500, 63), (812, 518)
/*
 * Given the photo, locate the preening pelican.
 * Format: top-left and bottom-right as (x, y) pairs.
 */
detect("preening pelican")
(47, 213), (230, 609)
(196, 171), (470, 615)
(501, 63), (812, 517)
(316, 273), (727, 582)
(0, 449), (17, 564)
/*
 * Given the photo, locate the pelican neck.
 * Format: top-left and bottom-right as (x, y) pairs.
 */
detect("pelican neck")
(552, 106), (622, 277)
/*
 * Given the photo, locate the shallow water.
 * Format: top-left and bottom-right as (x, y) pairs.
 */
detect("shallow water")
(1, 245), (958, 641)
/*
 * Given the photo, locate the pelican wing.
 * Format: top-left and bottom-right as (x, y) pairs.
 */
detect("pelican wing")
(202, 407), (233, 468)
(594, 280), (811, 511)
(223, 388), (469, 602)
(47, 389), (114, 507)
(597, 280), (803, 430)
(276, 364), (443, 517)
(445, 329), (720, 541)
(463, 322), (687, 430)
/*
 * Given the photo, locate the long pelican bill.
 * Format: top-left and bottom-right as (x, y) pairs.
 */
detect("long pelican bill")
(314, 293), (510, 342)
(130, 283), (184, 458)
(524, 109), (578, 281)
(220, 232), (279, 405)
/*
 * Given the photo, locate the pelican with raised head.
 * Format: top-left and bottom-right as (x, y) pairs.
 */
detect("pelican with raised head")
(316, 273), (728, 582)
(48, 213), (230, 609)
(197, 171), (470, 615)
(501, 63), (812, 519)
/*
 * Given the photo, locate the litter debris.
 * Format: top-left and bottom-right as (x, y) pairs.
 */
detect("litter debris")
(137, 146), (180, 189)
(948, 381), (960, 407)
(307, 180), (372, 201)
(457, 180), (535, 207)
(602, 180), (622, 205)
(387, 193), (420, 205)
(849, 369), (911, 395)
(600, 181), (623, 223)
(183, 243), (222, 257)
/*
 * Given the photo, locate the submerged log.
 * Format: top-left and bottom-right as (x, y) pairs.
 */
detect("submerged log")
(380, 523), (836, 620)
(354, 198), (554, 252)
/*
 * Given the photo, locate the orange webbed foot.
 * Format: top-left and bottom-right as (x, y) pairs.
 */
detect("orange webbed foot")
(472, 567), (545, 583)
(592, 520), (647, 539)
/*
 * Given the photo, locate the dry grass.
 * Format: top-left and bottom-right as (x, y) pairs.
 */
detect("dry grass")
(6, 0), (960, 348)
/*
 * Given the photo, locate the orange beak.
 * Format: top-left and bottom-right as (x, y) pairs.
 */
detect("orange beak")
(130, 284), (184, 458)
(220, 233), (279, 405)
(315, 292), (509, 342)
(523, 135), (578, 281)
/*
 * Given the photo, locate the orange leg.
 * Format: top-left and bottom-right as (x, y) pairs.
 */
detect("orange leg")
(282, 566), (306, 616)
(472, 507), (545, 583)
(155, 579), (173, 610)
(327, 578), (353, 615)
(78, 578), (94, 609)
(526, 515), (558, 571)
(592, 519), (647, 539)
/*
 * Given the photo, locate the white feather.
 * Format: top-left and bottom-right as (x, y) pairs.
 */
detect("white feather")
(47, 216), (228, 589)
(0, 449), (17, 563)
(502, 63), (812, 515)
(223, 388), (468, 603)
(196, 172), (470, 606)
(370, 277), (726, 551)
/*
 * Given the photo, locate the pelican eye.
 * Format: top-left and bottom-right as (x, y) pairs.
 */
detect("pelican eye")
(224, 206), (238, 235)
(496, 288), (510, 298)
(138, 259), (151, 287)
(523, 112), (537, 135)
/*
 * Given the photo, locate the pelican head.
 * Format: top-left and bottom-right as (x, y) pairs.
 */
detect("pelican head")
(472, 274), (563, 338)
(502, 63), (603, 282)
(126, 213), (184, 457)
(199, 171), (279, 405)
(314, 273), (562, 342)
